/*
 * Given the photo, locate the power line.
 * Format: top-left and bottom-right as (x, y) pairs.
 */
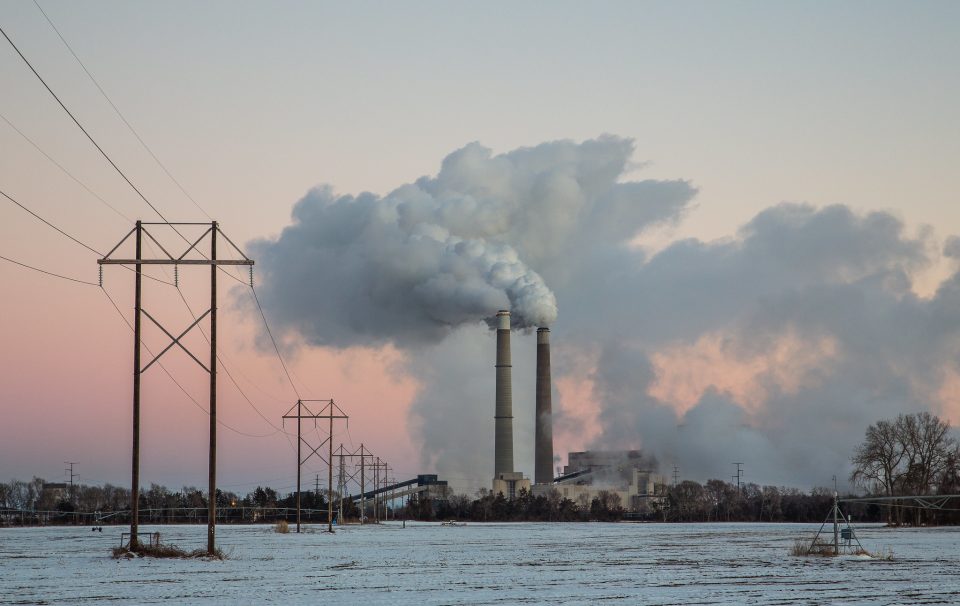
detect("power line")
(31, 0), (211, 221)
(0, 187), (100, 255)
(0, 23), (170, 224)
(1, 20), (249, 289)
(14, 12), (298, 404)
(0, 111), (131, 223)
(165, 277), (291, 435)
(5, 17), (296, 442)
(0, 186), (174, 286)
(0, 253), (98, 286)
(250, 286), (302, 400)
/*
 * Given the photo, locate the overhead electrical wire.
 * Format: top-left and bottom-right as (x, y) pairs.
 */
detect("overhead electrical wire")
(0, 19), (247, 293)
(0, 139), (287, 439)
(0, 187), (101, 255)
(0, 183), (174, 286)
(0, 253), (98, 286)
(1, 19), (288, 432)
(15, 9), (304, 399)
(31, 0), (212, 221)
(3, 14), (316, 448)
(250, 286), (303, 400)
(0, 111), (132, 223)
(0, 23), (171, 225)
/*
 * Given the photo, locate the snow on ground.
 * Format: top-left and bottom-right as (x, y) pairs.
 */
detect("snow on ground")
(1, 522), (959, 604)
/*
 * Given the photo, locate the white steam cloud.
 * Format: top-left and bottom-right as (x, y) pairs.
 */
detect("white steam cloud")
(252, 135), (956, 494)
(251, 136), (689, 346)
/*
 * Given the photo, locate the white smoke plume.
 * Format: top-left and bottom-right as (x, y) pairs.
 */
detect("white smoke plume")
(251, 135), (958, 493)
(250, 136), (689, 346)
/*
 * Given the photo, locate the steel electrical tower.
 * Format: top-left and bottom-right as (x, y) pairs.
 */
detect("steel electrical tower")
(98, 220), (253, 554)
(282, 399), (348, 533)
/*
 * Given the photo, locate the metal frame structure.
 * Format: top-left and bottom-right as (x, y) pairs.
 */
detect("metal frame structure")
(839, 494), (960, 511)
(98, 220), (253, 554)
(804, 493), (866, 556)
(333, 443), (379, 524)
(281, 399), (348, 533)
(801, 493), (960, 556)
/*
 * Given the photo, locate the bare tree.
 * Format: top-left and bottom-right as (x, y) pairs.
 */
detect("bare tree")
(851, 419), (906, 496)
(851, 412), (960, 525)
(900, 412), (956, 495)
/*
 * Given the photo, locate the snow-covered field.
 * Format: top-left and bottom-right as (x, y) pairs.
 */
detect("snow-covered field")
(2, 522), (958, 604)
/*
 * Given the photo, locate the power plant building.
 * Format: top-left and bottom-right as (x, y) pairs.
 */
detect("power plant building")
(534, 450), (665, 513)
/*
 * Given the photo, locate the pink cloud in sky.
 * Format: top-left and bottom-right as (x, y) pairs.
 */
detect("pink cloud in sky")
(648, 331), (840, 418)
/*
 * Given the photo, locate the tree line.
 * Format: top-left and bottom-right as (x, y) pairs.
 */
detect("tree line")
(4, 412), (957, 527)
(0, 480), (342, 526)
(406, 483), (881, 523)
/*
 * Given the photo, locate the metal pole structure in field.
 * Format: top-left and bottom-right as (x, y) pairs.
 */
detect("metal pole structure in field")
(328, 410), (334, 533)
(131, 221), (142, 549)
(331, 444), (369, 523)
(375, 457), (382, 523)
(360, 445), (365, 525)
(207, 222), (217, 554)
(338, 448), (345, 523)
(296, 400), (302, 532)
(99, 221), (254, 555)
(281, 400), (348, 533)
(833, 491), (839, 554)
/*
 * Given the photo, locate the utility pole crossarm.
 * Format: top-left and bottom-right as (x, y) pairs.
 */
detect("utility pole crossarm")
(97, 223), (254, 266)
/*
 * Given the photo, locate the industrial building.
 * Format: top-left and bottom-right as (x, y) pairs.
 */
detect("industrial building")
(487, 310), (664, 512)
(533, 450), (665, 513)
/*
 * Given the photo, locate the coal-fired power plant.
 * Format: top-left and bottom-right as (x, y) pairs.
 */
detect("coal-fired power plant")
(494, 310), (514, 475)
(492, 310), (530, 497)
(535, 327), (554, 485)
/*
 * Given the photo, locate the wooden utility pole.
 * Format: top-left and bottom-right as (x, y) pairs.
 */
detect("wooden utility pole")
(131, 221), (142, 549)
(281, 399), (348, 533)
(297, 400), (302, 531)
(360, 445), (366, 524)
(331, 444), (371, 524)
(327, 411), (335, 532)
(207, 222), (217, 554)
(99, 221), (253, 555)
(337, 450), (345, 522)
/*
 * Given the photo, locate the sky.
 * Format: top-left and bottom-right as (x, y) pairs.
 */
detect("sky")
(0, 1), (958, 496)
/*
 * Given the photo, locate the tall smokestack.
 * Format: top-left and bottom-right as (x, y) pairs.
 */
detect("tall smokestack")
(535, 327), (554, 484)
(494, 310), (514, 476)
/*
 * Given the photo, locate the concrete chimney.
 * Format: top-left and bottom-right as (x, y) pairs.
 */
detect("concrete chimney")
(494, 310), (514, 476)
(535, 327), (554, 484)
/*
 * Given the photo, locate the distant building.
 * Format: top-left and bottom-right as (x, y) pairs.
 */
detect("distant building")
(492, 472), (531, 499)
(533, 450), (666, 513)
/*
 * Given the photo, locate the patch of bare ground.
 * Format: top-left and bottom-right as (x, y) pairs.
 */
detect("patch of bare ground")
(790, 537), (893, 560)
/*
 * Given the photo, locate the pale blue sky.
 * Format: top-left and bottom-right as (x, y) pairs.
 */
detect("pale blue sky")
(2, 0), (957, 251)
